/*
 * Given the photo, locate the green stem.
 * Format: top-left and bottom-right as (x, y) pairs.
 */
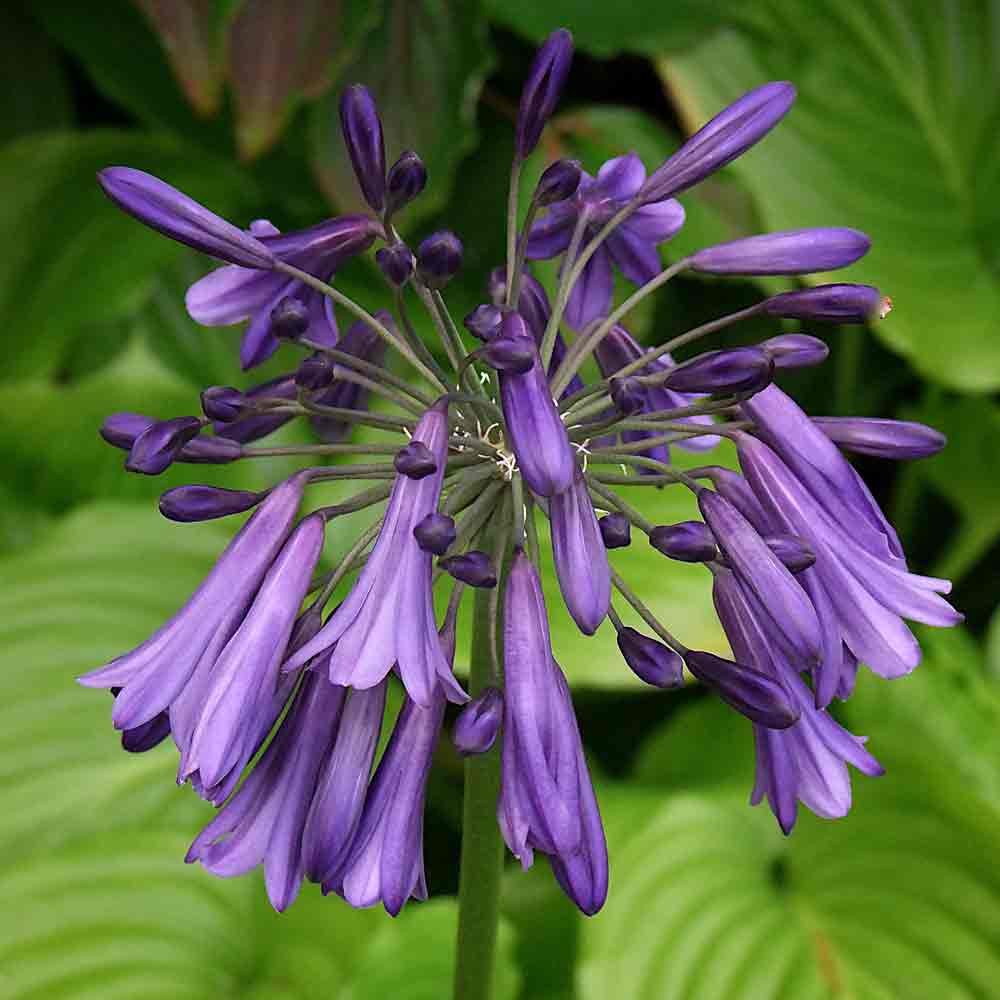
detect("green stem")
(453, 572), (505, 1000)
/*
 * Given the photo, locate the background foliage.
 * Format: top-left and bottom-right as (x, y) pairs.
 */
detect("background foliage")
(1, 1), (998, 997)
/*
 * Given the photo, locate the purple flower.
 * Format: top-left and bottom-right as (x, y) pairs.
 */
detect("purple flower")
(661, 347), (773, 395)
(97, 167), (275, 268)
(158, 485), (263, 523)
(713, 569), (882, 833)
(177, 513), (326, 794)
(214, 373), (297, 444)
(285, 399), (467, 706)
(599, 512), (631, 548)
(811, 417), (946, 460)
(549, 471), (611, 634)
(126, 416), (203, 475)
(593, 325), (720, 457)
(683, 649), (798, 729)
(328, 693), (446, 915)
(386, 151), (427, 216)
(760, 334), (829, 370)
(186, 215), (377, 369)
(302, 683), (388, 885)
(498, 313), (576, 497)
(101, 412), (242, 464)
(416, 231), (463, 288)
(639, 82), (796, 204)
(648, 521), (717, 563)
(340, 84), (386, 212)
(689, 228), (870, 275)
(527, 154), (685, 327)
(376, 243), (415, 286)
(498, 550), (608, 915)
(413, 512), (457, 555)
(516, 29), (574, 159)
(535, 159), (582, 205)
(78, 471), (311, 731)
(186, 672), (346, 912)
(763, 283), (891, 323)
(615, 627), (684, 688)
(453, 687), (502, 755)
(440, 551), (498, 589)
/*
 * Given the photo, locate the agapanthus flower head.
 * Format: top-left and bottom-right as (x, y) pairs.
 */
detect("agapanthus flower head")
(83, 25), (958, 922)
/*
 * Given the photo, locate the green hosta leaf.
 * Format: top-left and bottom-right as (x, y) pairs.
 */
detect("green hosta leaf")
(0, 130), (257, 381)
(310, 0), (493, 223)
(662, 1), (1000, 390)
(485, 0), (743, 57)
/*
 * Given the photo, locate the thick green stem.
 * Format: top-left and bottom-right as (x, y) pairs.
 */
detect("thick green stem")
(453, 572), (505, 1000)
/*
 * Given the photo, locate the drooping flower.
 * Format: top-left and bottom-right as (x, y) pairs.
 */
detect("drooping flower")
(527, 154), (685, 328)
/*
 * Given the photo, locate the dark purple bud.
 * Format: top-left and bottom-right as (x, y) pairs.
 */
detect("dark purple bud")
(760, 334), (829, 369)
(158, 485), (263, 523)
(663, 347), (773, 395)
(610, 376), (645, 416)
(535, 159), (582, 205)
(295, 352), (335, 391)
(386, 150), (427, 215)
(464, 303), (503, 341)
(394, 441), (438, 480)
(270, 296), (310, 340)
(413, 512), (456, 555)
(416, 231), (463, 288)
(764, 534), (815, 573)
(376, 243), (415, 286)
(616, 627), (684, 688)
(479, 335), (536, 375)
(340, 84), (386, 212)
(453, 687), (502, 755)
(763, 284), (892, 323)
(100, 412), (154, 450)
(599, 513), (631, 549)
(811, 416), (946, 460)
(126, 416), (203, 475)
(639, 82), (796, 203)
(200, 386), (244, 422)
(179, 435), (243, 464)
(684, 650), (799, 728)
(649, 521), (717, 562)
(690, 228), (870, 275)
(97, 167), (275, 268)
(440, 551), (497, 589)
(516, 29), (573, 158)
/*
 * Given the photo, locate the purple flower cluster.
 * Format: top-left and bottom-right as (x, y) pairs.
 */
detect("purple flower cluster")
(82, 28), (956, 921)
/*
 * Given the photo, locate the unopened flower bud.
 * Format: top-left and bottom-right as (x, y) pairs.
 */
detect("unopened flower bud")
(416, 231), (463, 288)
(811, 417), (946, 460)
(763, 283), (891, 323)
(517, 29), (573, 159)
(464, 304), (503, 341)
(200, 385), (244, 422)
(690, 228), (870, 275)
(394, 441), (438, 480)
(760, 334), (829, 369)
(386, 150), (427, 216)
(413, 512), (457, 555)
(440, 551), (497, 588)
(270, 296), (309, 340)
(453, 687), (502, 755)
(126, 416), (203, 475)
(340, 84), (386, 212)
(599, 513), (631, 548)
(479, 335), (536, 374)
(684, 650), (799, 729)
(158, 485), (263, 523)
(535, 158), (582, 205)
(376, 243), (415, 286)
(610, 376), (644, 416)
(616, 627), (684, 688)
(664, 347), (773, 395)
(295, 352), (335, 391)
(649, 521), (717, 562)
(100, 412), (153, 450)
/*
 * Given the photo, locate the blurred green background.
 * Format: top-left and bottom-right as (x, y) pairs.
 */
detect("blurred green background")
(1, 1), (999, 997)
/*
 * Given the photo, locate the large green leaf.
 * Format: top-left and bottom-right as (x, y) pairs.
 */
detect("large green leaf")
(0, 130), (257, 380)
(485, 0), (743, 57)
(663, 0), (1000, 390)
(310, 0), (493, 223)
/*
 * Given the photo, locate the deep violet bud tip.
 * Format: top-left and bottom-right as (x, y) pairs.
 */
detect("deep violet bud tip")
(200, 386), (244, 423)
(599, 512), (631, 549)
(413, 512), (457, 555)
(386, 150), (427, 216)
(763, 283), (891, 323)
(295, 352), (335, 391)
(340, 84), (386, 212)
(464, 303), (503, 341)
(126, 416), (203, 476)
(663, 347), (773, 395)
(270, 297), (310, 340)
(376, 243), (415, 286)
(158, 485), (263, 523)
(616, 627), (684, 688)
(453, 687), (502, 755)
(760, 333), (829, 369)
(535, 158), (582, 205)
(394, 441), (438, 480)
(440, 551), (497, 589)
(516, 29), (573, 158)
(684, 650), (799, 729)
(649, 521), (717, 563)
(416, 231), (463, 288)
